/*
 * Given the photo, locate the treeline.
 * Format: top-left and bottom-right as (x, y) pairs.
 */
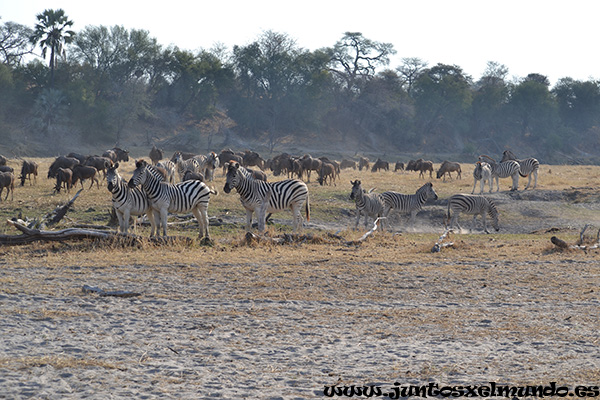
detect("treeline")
(1, 11), (600, 162)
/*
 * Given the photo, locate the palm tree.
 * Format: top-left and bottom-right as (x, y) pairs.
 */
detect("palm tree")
(29, 9), (75, 87)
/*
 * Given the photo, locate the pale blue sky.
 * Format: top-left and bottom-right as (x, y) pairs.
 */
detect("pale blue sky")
(3, 0), (598, 86)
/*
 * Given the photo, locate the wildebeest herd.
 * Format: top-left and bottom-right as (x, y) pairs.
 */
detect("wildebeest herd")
(0, 147), (539, 239)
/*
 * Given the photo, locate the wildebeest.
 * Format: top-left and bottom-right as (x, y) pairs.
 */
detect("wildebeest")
(270, 153), (292, 177)
(48, 156), (80, 178)
(414, 159), (434, 178)
(149, 145), (164, 165)
(317, 162), (337, 186)
(66, 152), (88, 164)
(84, 156), (112, 179)
(246, 167), (268, 181)
(0, 155), (7, 166)
(103, 147), (130, 163)
(182, 170), (205, 182)
(54, 167), (73, 193)
(358, 157), (370, 171)
(243, 150), (265, 170)
(300, 155), (322, 182)
(394, 161), (405, 172)
(436, 160), (462, 181)
(371, 158), (390, 172)
(219, 149), (244, 175)
(0, 166), (14, 173)
(20, 160), (38, 186)
(340, 159), (357, 170)
(71, 165), (100, 189)
(0, 171), (15, 201)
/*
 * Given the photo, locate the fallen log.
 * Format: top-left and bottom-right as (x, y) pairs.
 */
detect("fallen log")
(431, 228), (454, 252)
(344, 217), (384, 246)
(550, 225), (600, 253)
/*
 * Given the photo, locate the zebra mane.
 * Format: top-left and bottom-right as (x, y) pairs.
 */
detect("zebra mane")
(479, 154), (496, 163)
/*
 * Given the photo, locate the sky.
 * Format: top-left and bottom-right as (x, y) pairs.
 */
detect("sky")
(2, 0), (598, 86)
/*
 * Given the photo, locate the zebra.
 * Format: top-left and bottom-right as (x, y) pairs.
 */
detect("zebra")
(223, 161), (309, 232)
(194, 152), (220, 182)
(447, 193), (499, 234)
(380, 182), (438, 230)
(500, 150), (539, 190)
(128, 159), (215, 239)
(471, 161), (493, 194)
(478, 155), (520, 192)
(106, 163), (156, 235)
(157, 160), (176, 183)
(349, 180), (384, 229)
(174, 152), (201, 181)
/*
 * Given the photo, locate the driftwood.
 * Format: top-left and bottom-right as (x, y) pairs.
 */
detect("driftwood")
(431, 228), (454, 252)
(2, 219), (197, 246)
(46, 189), (83, 227)
(82, 285), (141, 298)
(344, 217), (384, 246)
(551, 224), (600, 253)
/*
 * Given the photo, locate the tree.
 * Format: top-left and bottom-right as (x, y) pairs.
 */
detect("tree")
(396, 57), (428, 95)
(0, 20), (34, 66)
(471, 62), (510, 146)
(29, 9), (75, 87)
(326, 32), (396, 95)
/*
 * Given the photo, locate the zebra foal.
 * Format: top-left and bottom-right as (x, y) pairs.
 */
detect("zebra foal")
(447, 193), (499, 234)
(224, 161), (309, 232)
(500, 150), (539, 190)
(380, 182), (438, 230)
(106, 163), (156, 234)
(128, 160), (215, 239)
(349, 180), (384, 229)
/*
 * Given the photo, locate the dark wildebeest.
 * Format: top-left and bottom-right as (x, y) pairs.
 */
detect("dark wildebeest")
(246, 167), (268, 181)
(358, 157), (370, 171)
(54, 167), (73, 193)
(103, 147), (130, 163)
(394, 161), (405, 172)
(371, 158), (390, 172)
(84, 156), (112, 179)
(300, 155), (322, 183)
(317, 162), (337, 186)
(417, 160), (434, 179)
(318, 157), (340, 179)
(182, 170), (205, 182)
(66, 152), (88, 164)
(269, 153), (291, 177)
(219, 149), (243, 175)
(406, 159), (417, 172)
(20, 160), (38, 186)
(0, 171), (15, 201)
(0, 166), (14, 173)
(0, 155), (7, 166)
(436, 160), (462, 181)
(71, 165), (100, 189)
(340, 159), (357, 170)
(48, 156), (80, 178)
(149, 145), (164, 165)
(243, 150), (265, 170)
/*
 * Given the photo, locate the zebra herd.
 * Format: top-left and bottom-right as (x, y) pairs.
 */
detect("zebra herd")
(104, 149), (538, 238)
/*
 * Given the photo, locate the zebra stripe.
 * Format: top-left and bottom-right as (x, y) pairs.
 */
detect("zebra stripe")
(174, 153), (201, 181)
(157, 160), (176, 183)
(479, 155), (520, 191)
(106, 164), (155, 234)
(194, 152), (220, 182)
(500, 150), (539, 189)
(380, 182), (438, 229)
(128, 160), (214, 238)
(447, 193), (499, 233)
(350, 180), (384, 229)
(224, 162), (309, 232)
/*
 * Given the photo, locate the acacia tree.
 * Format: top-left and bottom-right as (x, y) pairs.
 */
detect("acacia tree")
(326, 32), (396, 96)
(29, 9), (75, 87)
(396, 57), (428, 96)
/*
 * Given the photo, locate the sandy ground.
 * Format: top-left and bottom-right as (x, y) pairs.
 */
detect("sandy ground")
(1, 242), (600, 399)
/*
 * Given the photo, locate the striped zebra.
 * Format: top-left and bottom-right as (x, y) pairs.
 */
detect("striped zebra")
(224, 161), (309, 232)
(128, 159), (215, 239)
(478, 155), (520, 192)
(471, 161), (492, 194)
(157, 160), (176, 183)
(174, 152), (201, 182)
(380, 182), (438, 230)
(349, 180), (384, 229)
(106, 163), (156, 234)
(447, 193), (499, 234)
(500, 150), (539, 190)
(194, 152), (220, 182)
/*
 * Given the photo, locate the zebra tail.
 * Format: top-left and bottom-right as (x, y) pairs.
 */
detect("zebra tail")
(519, 171), (528, 178)
(305, 196), (310, 222)
(210, 186), (219, 195)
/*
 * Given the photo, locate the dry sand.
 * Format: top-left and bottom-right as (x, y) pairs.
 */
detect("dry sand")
(1, 239), (600, 399)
